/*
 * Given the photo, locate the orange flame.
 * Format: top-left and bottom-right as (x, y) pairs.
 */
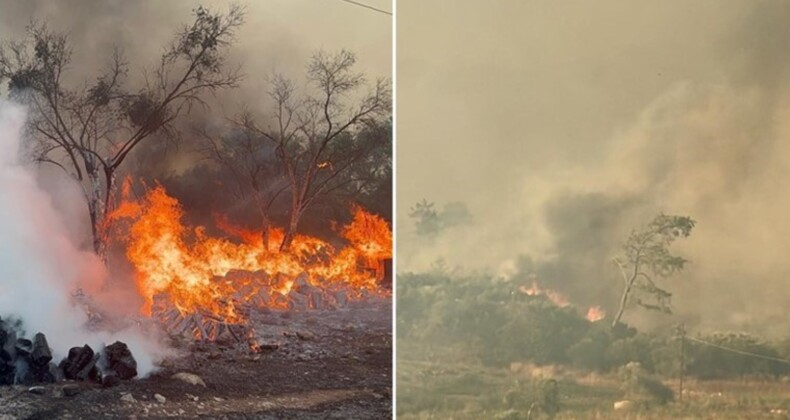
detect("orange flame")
(519, 281), (570, 307)
(110, 183), (391, 329)
(586, 306), (606, 322)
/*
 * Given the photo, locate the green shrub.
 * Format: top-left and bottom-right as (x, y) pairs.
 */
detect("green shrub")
(619, 362), (674, 405)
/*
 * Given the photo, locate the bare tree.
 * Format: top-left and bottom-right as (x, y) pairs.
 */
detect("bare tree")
(241, 50), (391, 251)
(611, 214), (696, 328)
(0, 5), (245, 257)
(199, 125), (287, 250)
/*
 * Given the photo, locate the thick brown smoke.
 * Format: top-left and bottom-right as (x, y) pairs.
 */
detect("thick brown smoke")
(397, 0), (790, 335)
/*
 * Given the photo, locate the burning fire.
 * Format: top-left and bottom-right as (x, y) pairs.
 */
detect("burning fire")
(519, 281), (569, 307)
(109, 182), (390, 340)
(585, 306), (606, 322)
(519, 281), (606, 322)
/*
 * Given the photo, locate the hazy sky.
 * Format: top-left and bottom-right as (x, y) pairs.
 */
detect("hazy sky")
(0, 0), (392, 98)
(398, 0), (790, 334)
(0, 0), (392, 236)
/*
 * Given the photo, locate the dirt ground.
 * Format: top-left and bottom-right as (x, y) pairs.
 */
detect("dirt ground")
(0, 298), (392, 419)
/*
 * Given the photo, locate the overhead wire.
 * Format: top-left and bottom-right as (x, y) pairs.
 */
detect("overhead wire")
(338, 0), (392, 16)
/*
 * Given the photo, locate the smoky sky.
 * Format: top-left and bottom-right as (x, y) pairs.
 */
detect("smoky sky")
(0, 0), (391, 155)
(0, 0), (391, 235)
(398, 0), (790, 335)
(0, 0), (391, 79)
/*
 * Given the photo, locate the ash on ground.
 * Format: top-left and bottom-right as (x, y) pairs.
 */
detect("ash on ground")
(0, 297), (392, 419)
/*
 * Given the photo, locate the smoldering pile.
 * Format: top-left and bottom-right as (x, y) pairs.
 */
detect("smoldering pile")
(0, 317), (137, 387)
(152, 271), (363, 345)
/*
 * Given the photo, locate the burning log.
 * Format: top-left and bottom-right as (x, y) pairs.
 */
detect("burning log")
(31, 333), (53, 366)
(335, 290), (348, 307)
(0, 318), (139, 388)
(287, 291), (309, 311)
(103, 341), (137, 380)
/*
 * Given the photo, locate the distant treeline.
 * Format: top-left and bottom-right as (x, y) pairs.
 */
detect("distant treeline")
(398, 271), (790, 379)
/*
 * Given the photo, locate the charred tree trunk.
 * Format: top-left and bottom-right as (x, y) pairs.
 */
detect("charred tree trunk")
(85, 161), (116, 262)
(85, 160), (106, 257)
(279, 210), (301, 252)
(255, 195), (272, 251)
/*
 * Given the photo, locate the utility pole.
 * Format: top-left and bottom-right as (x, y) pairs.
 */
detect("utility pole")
(677, 323), (686, 402)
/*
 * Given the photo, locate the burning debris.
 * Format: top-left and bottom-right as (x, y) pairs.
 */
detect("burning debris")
(586, 306), (607, 322)
(0, 317), (137, 388)
(519, 281), (607, 322)
(108, 184), (392, 343)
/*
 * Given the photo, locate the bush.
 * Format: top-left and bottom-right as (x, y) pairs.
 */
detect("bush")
(619, 362), (674, 405)
(501, 379), (560, 419)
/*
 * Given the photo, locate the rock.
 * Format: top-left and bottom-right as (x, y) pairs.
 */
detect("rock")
(75, 354), (99, 381)
(60, 345), (95, 380)
(28, 386), (46, 395)
(120, 392), (136, 403)
(172, 372), (207, 388)
(101, 371), (121, 388)
(186, 393), (199, 402)
(103, 341), (137, 380)
(30, 334), (52, 367)
(154, 393), (166, 403)
(296, 331), (315, 341)
(62, 384), (80, 397)
(614, 400), (635, 411)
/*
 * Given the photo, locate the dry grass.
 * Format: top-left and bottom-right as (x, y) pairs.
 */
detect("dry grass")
(397, 342), (790, 419)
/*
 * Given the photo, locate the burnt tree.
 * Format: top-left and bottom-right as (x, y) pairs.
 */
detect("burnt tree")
(200, 125), (287, 250)
(239, 50), (391, 251)
(0, 5), (244, 257)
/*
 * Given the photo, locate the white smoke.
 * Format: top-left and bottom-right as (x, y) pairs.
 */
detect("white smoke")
(0, 100), (164, 376)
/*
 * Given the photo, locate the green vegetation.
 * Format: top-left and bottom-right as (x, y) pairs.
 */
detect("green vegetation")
(397, 270), (790, 419)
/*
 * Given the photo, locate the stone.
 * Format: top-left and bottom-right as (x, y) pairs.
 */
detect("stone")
(62, 384), (80, 397)
(28, 386), (46, 395)
(101, 371), (121, 388)
(120, 392), (136, 403)
(154, 393), (166, 403)
(60, 345), (95, 380)
(171, 372), (207, 388)
(296, 331), (315, 341)
(30, 333), (52, 367)
(103, 341), (137, 380)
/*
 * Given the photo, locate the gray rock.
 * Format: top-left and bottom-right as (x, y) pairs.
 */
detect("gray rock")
(120, 392), (136, 403)
(28, 386), (46, 395)
(62, 384), (80, 397)
(171, 372), (206, 387)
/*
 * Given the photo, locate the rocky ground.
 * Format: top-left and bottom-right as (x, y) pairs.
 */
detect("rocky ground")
(0, 297), (392, 419)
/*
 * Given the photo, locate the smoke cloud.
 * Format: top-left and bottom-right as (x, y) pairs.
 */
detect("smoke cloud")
(398, 0), (790, 335)
(0, 100), (165, 376)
